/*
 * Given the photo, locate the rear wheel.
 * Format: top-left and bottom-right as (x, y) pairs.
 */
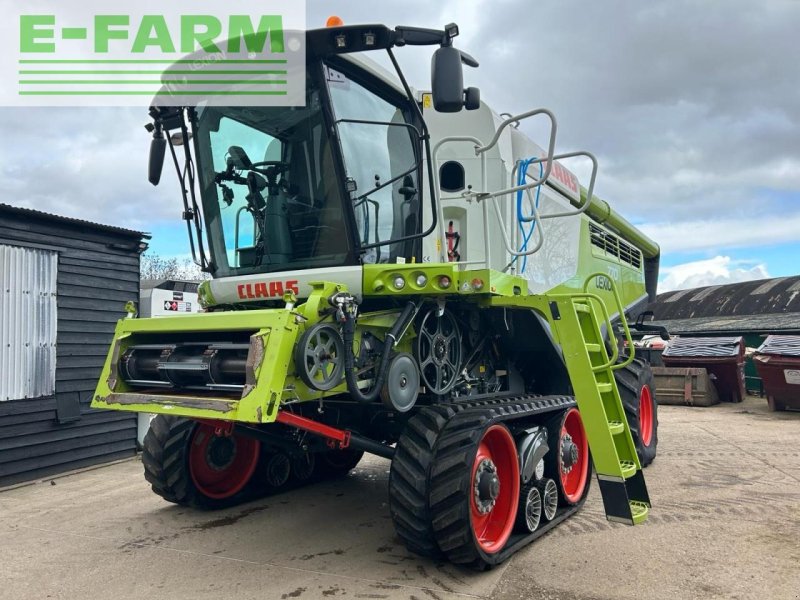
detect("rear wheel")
(615, 358), (659, 466)
(143, 415), (262, 509)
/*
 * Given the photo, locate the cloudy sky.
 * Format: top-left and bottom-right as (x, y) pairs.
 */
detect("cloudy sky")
(1, 0), (797, 292)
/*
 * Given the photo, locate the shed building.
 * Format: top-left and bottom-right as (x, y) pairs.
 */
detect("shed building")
(648, 275), (800, 391)
(0, 203), (148, 486)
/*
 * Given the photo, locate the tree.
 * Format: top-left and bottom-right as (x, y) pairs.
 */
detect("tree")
(140, 253), (209, 281)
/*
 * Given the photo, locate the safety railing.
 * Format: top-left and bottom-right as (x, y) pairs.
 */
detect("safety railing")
(432, 108), (557, 265)
(431, 107), (602, 271)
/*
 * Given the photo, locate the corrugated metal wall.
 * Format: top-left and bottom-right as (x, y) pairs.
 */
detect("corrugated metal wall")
(0, 245), (58, 401)
(0, 205), (143, 486)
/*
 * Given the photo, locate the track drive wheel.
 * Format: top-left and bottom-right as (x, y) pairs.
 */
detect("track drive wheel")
(615, 358), (659, 466)
(428, 410), (520, 568)
(142, 415), (262, 509)
(545, 408), (590, 507)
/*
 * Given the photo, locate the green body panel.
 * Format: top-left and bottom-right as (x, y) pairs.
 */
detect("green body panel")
(92, 307), (301, 423)
(547, 218), (648, 314)
(580, 188), (659, 260)
(363, 263), (529, 298)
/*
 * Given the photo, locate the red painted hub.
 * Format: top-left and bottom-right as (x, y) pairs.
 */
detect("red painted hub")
(188, 423), (260, 499)
(639, 384), (654, 447)
(559, 408), (589, 504)
(470, 424), (520, 554)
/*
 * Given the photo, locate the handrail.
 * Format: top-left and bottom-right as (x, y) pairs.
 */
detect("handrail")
(476, 108), (557, 189)
(491, 187), (546, 258)
(521, 151), (598, 221)
(582, 272), (635, 372)
(430, 108), (558, 265)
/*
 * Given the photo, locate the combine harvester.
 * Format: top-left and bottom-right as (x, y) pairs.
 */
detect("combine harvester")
(93, 20), (661, 568)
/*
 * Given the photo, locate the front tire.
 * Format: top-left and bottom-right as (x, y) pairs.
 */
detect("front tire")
(615, 358), (659, 467)
(142, 415), (262, 509)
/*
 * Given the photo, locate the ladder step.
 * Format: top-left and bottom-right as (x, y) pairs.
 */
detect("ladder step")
(574, 303), (591, 314)
(608, 420), (625, 435)
(629, 501), (649, 525)
(597, 382), (613, 394)
(585, 343), (603, 354)
(620, 460), (637, 479)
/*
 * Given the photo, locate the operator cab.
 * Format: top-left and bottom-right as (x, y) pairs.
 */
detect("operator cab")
(147, 23), (479, 280)
(197, 61), (421, 278)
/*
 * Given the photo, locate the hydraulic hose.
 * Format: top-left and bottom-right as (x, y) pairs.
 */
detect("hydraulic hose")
(343, 301), (417, 403)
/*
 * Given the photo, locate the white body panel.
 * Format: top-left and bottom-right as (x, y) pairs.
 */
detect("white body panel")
(420, 98), (584, 293)
(208, 266), (364, 303)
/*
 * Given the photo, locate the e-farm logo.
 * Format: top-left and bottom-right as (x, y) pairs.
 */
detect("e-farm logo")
(1, 1), (306, 107)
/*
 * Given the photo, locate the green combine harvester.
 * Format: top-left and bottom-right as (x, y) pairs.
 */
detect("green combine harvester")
(93, 21), (663, 568)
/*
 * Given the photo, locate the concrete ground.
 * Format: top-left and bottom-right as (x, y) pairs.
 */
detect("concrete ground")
(1, 396), (798, 600)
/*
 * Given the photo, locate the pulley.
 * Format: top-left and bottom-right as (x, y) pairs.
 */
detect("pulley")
(294, 323), (345, 391)
(415, 307), (462, 395)
(380, 353), (420, 413)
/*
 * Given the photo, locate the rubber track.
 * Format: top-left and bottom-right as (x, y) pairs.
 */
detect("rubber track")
(390, 394), (578, 559)
(142, 414), (196, 505)
(427, 395), (588, 567)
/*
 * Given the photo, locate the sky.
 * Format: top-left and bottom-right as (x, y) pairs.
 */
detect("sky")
(1, 0), (798, 293)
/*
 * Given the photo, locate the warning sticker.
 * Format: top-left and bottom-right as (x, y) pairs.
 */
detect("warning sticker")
(163, 300), (192, 312)
(784, 369), (800, 385)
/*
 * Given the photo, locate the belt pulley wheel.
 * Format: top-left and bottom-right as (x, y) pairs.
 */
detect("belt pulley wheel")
(380, 352), (420, 413)
(294, 323), (345, 391)
(415, 308), (462, 395)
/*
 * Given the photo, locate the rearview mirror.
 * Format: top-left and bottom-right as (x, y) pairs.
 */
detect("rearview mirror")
(431, 46), (464, 112)
(148, 134), (166, 186)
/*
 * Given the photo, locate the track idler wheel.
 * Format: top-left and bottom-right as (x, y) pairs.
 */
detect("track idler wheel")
(261, 452), (291, 491)
(538, 478), (558, 521)
(291, 451), (316, 483)
(516, 484), (542, 533)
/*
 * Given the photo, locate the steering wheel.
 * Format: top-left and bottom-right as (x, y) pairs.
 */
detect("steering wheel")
(250, 161), (290, 188)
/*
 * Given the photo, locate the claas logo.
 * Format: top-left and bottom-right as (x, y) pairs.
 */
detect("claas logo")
(237, 280), (299, 299)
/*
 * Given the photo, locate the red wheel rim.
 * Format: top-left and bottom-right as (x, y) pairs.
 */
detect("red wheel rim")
(639, 385), (654, 447)
(189, 424), (260, 500)
(559, 409), (589, 504)
(470, 424), (520, 554)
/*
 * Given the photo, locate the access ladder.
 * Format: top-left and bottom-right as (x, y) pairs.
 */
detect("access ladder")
(548, 273), (651, 525)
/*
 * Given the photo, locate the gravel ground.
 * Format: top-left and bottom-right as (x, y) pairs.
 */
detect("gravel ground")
(1, 395), (798, 600)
